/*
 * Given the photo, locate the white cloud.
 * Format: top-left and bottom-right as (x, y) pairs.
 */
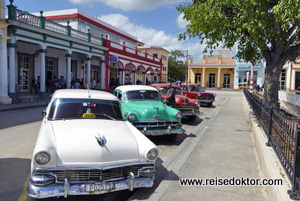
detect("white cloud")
(99, 13), (206, 59)
(69, 0), (180, 11)
(176, 13), (189, 29)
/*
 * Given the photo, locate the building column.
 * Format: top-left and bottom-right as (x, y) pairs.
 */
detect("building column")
(217, 68), (221, 89)
(202, 68), (206, 88)
(8, 42), (18, 103)
(87, 57), (91, 87)
(132, 70), (137, 84)
(66, 54), (72, 89)
(101, 57), (105, 90)
(121, 69), (125, 85)
(291, 68), (296, 91)
(0, 35), (11, 104)
(39, 49), (47, 98)
(286, 63), (292, 91)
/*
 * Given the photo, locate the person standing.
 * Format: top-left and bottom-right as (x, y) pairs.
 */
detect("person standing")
(165, 83), (176, 108)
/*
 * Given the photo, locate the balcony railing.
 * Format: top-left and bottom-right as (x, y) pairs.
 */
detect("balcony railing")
(8, 2), (103, 46)
(105, 40), (162, 64)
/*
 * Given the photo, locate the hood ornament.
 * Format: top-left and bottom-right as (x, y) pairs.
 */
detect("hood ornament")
(95, 133), (106, 147)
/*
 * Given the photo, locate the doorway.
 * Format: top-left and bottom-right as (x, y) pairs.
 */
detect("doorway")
(223, 73), (230, 88)
(209, 73), (215, 87)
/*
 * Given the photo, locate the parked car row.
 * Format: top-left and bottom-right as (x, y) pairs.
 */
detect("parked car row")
(27, 84), (211, 199)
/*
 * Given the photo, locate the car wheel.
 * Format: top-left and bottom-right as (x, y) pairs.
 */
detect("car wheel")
(207, 102), (212, 107)
(188, 115), (197, 121)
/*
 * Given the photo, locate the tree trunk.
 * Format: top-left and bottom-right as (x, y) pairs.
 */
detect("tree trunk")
(263, 60), (282, 108)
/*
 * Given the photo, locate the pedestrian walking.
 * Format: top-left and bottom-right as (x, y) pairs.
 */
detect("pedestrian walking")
(165, 83), (176, 108)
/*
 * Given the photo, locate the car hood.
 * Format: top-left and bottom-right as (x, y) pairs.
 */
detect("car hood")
(50, 120), (139, 166)
(122, 101), (169, 121)
(161, 94), (190, 105)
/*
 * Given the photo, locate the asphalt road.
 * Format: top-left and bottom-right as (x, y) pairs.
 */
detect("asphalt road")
(0, 91), (236, 201)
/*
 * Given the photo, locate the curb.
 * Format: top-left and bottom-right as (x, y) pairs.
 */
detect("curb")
(242, 95), (292, 201)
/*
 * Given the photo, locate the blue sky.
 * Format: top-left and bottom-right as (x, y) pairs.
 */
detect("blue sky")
(8, 0), (226, 59)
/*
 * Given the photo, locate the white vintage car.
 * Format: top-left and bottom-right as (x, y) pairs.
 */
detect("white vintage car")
(27, 89), (158, 199)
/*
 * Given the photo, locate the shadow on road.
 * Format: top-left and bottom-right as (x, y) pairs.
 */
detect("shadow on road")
(0, 157), (31, 201)
(0, 107), (44, 130)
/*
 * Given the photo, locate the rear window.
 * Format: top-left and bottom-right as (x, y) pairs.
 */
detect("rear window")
(48, 98), (123, 121)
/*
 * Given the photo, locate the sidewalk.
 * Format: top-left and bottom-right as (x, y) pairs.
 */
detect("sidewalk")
(156, 95), (267, 201)
(0, 101), (48, 112)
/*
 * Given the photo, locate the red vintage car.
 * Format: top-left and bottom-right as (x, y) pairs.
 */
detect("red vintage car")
(150, 84), (200, 120)
(180, 84), (216, 107)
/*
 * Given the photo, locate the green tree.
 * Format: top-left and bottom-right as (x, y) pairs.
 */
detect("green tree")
(177, 0), (300, 107)
(168, 50), (186, 82)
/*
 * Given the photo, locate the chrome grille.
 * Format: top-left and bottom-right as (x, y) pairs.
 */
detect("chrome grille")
(199, 96), (214, 101)
(132, 121), (181, 129)
(34, 164), (153, 183)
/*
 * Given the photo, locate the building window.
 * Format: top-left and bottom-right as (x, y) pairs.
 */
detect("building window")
(162, 55), (167, 61)
(280, 69), (286, 90)
(153, 54), (158, 58)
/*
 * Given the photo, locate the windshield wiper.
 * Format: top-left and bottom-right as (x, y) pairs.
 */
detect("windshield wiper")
(98, 114), (116, 120)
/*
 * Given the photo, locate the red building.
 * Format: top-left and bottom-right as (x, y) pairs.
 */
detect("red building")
(42, 9), (163, 91)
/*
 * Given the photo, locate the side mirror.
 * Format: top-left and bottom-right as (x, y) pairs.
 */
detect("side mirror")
(42, 109), (47, 117)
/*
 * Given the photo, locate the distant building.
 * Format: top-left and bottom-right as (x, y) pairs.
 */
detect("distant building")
(137, 46), (169, 82)
(234, 60), (264, 90)
(187, 50), (236, 89)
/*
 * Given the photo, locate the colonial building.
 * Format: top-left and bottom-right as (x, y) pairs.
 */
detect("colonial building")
(187, 50), (236, 89)
(41, 9), (163, 92)
(137, 46), (169, 82)
(1, 0), (164, 104)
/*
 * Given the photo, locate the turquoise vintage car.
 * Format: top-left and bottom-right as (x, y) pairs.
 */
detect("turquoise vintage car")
(113, 85), (184, 136)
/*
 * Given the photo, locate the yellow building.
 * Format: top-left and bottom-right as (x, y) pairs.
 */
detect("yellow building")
(137, 46), (169, 82)
(188, 50), (236, 89)
(281, 58), (300, 92)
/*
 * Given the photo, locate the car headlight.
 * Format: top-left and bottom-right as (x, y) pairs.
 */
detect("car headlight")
(128, 113), (136, 121)
(196, 101), (200, 107)
(147, 148), (158, 160)
(35, 151), (50, 165)
(175, 112), (182, 119)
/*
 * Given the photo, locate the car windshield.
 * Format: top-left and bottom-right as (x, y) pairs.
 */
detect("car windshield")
(124, 90), (161, 101)
(159, 87), (182, 95)
(188, 85), (198, 91)
(48, 98), (123, 120)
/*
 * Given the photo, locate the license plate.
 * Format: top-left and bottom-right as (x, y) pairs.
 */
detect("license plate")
(85, 182), (115, 192)
(147, 130), (165, 135)
(183, 112), (193, 116)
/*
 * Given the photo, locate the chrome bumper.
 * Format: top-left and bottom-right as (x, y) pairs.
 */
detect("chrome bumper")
(27, 176), (154, 199)
(181, 110), (200, 117)
(141, 128), (184, 135)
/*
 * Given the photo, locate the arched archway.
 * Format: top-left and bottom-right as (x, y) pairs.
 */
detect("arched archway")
(154, 68), (161, 83)
(125, 63), (136, 85)
(146, 67), (154, 84)
(110, 62), (123, 90)
(137, 65), (146, 84)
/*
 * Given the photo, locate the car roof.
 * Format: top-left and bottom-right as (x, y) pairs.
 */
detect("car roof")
(51, 89), (118, 101)
(115, 85), (158, 92)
